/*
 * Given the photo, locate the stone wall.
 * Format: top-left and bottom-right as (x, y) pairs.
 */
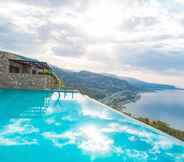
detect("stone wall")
(0, 51), (60, 90)
(0, 73), (58, 90)
(0, 53), (9, 74)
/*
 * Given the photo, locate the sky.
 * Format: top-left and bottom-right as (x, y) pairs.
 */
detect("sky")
(0, 0), (184, 87)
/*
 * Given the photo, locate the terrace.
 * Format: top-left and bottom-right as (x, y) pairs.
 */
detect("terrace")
(8, 59), (50, 75)
(0, 51), (64, 90)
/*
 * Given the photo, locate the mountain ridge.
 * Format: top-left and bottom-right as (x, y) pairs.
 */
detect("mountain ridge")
(53, 66), (178, 110)
(53, 67), (136, 100)
(53, 67), (177, 92)
(102, 73), (177, 91)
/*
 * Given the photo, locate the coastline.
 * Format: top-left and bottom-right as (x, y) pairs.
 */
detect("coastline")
(105, 90), (184, 142)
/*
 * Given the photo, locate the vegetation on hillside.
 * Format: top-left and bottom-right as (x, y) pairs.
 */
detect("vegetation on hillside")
(53, 67), (137, 99)
(101, 90), (140, 111)
(139, 118), (184, 141)
(123, 112), (184, 141)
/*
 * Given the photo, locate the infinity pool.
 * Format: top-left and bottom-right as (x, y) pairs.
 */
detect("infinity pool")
(0, 89), (183, 162)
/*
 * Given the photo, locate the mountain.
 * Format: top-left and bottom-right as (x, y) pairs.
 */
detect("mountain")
(53, 67), (136, 100)
(103, 73), (177, 91)
(53, 67), (177, 110)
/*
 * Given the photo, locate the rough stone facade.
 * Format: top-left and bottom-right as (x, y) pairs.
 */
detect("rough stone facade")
(0, 51), (62, 90)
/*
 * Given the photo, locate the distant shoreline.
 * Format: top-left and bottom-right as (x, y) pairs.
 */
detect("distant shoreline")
(112, 90), (184, 141)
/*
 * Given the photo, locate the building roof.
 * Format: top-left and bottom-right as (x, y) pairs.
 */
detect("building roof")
(9, 59), (50, 69)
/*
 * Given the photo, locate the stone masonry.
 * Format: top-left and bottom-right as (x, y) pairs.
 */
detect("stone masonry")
(0, 51), (62, 90)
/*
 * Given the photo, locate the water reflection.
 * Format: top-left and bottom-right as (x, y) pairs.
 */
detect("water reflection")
(43, 124), (114, 155)
(0, 119), (38, 146)
(0, 89), (52, 146)
(0, 89), (183, 162)
(0, 89), (52, 120)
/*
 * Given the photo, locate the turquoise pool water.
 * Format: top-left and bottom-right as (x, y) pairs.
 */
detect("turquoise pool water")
(0, 89), (183, 162)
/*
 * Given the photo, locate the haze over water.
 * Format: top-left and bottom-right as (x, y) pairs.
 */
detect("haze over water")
(125, 90), (184, 131)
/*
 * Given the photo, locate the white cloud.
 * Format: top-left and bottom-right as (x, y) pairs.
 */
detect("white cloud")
(0, 119), (39, 146)
(175, 0), (184, 4)
(0, 0), (184, 86)
(81, 104), (112, 120)
(126, 149), (148, 161)
(42, 120), (179, 160)
(43, 124), (124, 158)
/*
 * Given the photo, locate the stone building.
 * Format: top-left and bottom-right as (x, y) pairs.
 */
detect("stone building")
(0, 51), (64, 90)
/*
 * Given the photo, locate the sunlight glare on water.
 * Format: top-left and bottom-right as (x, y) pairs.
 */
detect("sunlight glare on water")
(0, 89), (183, 162)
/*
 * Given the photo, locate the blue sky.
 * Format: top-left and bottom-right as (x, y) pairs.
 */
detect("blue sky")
(0, 0), (184, 87)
